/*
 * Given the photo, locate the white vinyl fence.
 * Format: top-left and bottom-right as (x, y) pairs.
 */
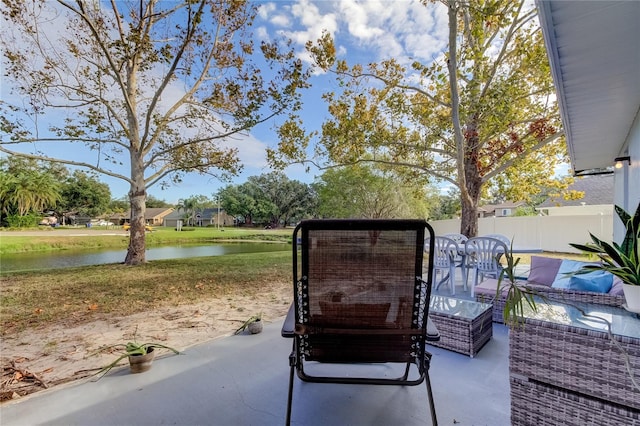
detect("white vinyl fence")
(429, 213), (614, 254)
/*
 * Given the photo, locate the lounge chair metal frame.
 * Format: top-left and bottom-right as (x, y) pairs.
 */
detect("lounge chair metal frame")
(283, 219), (438, 425)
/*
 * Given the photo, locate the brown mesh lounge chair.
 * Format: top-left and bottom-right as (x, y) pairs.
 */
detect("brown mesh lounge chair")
(281, 219), (439, 425)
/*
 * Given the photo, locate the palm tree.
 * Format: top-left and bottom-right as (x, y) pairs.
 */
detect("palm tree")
(0, 158), (61, 223)
(176, 196), (203, 226)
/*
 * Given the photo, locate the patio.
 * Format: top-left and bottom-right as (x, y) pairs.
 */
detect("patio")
(0, 298), (511, 426)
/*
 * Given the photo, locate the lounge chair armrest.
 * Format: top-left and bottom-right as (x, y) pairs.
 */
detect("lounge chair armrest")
(427, 317), (440, 342)
(281, 303), (295, 338)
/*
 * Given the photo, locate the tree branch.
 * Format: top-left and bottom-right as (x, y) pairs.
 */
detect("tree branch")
(0, 146), (131, 184)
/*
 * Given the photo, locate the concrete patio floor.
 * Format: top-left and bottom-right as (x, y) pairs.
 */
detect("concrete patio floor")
(0, 308), (511, 426)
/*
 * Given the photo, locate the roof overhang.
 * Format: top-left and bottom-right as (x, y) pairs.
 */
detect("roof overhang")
(536, 1), (640, 175)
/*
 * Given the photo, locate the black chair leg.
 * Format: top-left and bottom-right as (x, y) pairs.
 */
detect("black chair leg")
(286, 365), (294, 426)
(424, 353), (437, 425)
(286, 342), (296, 426)
(425, 372), (437, 426)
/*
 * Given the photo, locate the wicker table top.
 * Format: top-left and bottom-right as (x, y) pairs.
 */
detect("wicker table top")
(429, 294), (492, 320)
(522, 299), (640, 339)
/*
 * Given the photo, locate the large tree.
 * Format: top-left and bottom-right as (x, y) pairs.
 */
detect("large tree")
(249, 172), (316, 227)
(219, 172), (315, 227)
(219, 181), (272, 226)
(270, 0), (567, 236)
(59, 170), (112, 218)
(313, 165), (431, 219)
(1, 0), (309, 264)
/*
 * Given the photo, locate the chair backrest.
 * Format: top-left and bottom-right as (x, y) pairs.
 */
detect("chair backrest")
(429, 236), (458, 268)
(443, 233), (468, 245)
(465, 237), (508, 272)
(483, 234), (511, 246)
(292, 219), (435, 363)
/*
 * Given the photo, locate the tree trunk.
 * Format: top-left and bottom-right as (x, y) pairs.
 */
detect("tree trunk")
(459, 119), (482, 237)
(125, 188), (146, 265)
(124, 155), (146, 265)
(460, 193), (478, 237)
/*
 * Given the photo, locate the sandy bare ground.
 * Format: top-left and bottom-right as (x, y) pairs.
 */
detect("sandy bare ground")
(1, 283), (292, 402)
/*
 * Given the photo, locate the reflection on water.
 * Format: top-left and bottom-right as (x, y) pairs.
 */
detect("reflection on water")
(1, 243), (289, 272)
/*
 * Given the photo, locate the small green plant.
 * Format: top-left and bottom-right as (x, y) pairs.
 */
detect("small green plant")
(496, 240), (539, 327)
(234, 313), (262, 335)
(93, 329), (180, 378)
(569, 203), (640, 286)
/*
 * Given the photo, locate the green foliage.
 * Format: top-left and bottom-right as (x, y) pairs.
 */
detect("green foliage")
(59, 170), (111, 217)
(569, 203), (640, 286)
(313, 164), (429, 219)
(5, 213), (40, 228)
(250, 172), (316, 226)
(513, 206), (538, 217)
(268, 0), (565, 236)
(145, 195), (171, 208)
(94, 332), (180, 378)
(219, 182), (272, 226)
(428, 189), (461, 220)
(219, 172), (315, 226)
(497, 241), (538, 327)
(0, 157), (62, 225)
(234, 313), (263, 335)
(107, 197), (129, 213)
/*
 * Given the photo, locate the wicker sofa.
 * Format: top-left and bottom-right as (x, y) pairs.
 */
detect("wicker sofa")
(474, 256), (626, 323)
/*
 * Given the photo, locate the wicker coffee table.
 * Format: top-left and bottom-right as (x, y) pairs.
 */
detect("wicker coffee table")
(428, 295), (493, 357)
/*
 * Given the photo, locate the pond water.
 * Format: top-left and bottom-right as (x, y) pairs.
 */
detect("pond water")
(1, 242), (290, 273)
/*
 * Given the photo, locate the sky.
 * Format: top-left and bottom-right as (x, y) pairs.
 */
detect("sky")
(163, 0), (450, 203)
(3, 1), (559, 205)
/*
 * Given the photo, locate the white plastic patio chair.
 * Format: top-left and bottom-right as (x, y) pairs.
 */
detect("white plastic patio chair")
(464, 237), (508, 297)
(429, 236), (460, 295)
(443, 233), (469, 289)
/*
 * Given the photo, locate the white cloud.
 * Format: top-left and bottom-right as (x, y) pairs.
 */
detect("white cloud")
(274, 0), (338, 53)
(255, 26), (270, 41)
(221, 132), (269, 169)
(337, 0), (385, 40)
(270, 13), (291, 27)
(266, 0), (449, 67)
(257, 2), (277, 20)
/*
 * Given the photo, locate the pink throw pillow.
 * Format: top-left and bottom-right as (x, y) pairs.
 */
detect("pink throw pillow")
(609, 276), (625, 296)
(527, 256), (562, 286)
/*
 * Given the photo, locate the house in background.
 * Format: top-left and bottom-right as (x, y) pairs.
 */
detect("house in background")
(105, 212), (128, 225)
(478, 201), (526, 218)
(194, 208), (236, 227)
(537, 174), (613, 216)
(122, 208), (174, 226)
(537, 0), (639, 240)
(163, 208), (235, 228)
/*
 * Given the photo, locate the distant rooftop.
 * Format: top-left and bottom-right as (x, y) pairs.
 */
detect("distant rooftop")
(479, 201), (525, 215)
(538, 174), (613, 208)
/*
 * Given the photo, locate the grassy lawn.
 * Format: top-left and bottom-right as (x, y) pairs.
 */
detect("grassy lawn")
(0, 226), (588, 335)
(0, 226), (292, 254)
(0, 251), (292, 334)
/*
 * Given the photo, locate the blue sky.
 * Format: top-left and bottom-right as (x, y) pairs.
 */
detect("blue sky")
(165, 0), (451, 204)
(1, 1), (453, 203)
